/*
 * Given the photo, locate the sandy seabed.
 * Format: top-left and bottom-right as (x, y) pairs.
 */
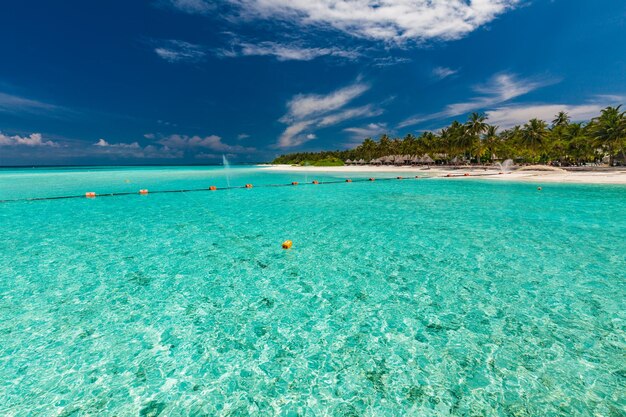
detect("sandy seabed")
(260, 165), (626, 185)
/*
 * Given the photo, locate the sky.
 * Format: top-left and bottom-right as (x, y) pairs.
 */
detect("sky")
(1, 0), (625, 165)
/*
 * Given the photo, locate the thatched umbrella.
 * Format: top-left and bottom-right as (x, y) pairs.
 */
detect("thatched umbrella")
(422, 154), (434, 165)
(357, 158), (364, 164)
(411, 156), (421, 165)
(345, 159), (352, 164)
(382, 155), (393, 165)
(394, 155), (404, 165)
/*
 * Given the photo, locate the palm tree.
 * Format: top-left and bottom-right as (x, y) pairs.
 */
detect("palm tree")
(521, 119), (549, 160)
(589, 106), (626, 166)
(484, 125), (500, 162)
(552, 111), (570, 128)
(464, 112), (489, 163)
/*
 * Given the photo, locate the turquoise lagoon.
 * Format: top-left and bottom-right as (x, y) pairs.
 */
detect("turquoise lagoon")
(0, 166), (624, 416)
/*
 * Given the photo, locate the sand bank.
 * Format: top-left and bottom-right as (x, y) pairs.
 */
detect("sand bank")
(259, 165), (626, 185)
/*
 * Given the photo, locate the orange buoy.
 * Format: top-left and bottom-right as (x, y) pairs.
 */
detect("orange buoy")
(346, 179), (352, 183)
(464, 173), (470, 176)
(245, 184), (253, 189)
(312, 180), (319, 184)
(139, 189), (149, 195)
(282, 240), (293, 249)
(209, 186), (217, 191)
(397, 176), (403, 180)
(446, 174), (452, 177)
(85, 192), (96, 198)
(291, 182), (299, 186)
(369, 177), (375, 181)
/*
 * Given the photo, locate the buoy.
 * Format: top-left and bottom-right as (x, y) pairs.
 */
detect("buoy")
(397, 176), (403, 180)
(85, 192), (96, 198)
(415, 176), (419, 179)
(464, 173), (470, 176)
(446, 174), (452, 177)
(312, 180), (319, 184)
(282, 240), (293, 249)
(245, 184), (253, 189)
(498, 172), (503, 175)
(139, 189), (149, 195)
(291, 182), (298, 186)
(346, 179), (352, 183)
(537, 186), (542, 191)
(209, 186), (217, 191)
(369, 178), (375, 181)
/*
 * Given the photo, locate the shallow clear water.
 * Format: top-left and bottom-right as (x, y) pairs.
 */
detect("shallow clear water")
(0, 166), (624, 416)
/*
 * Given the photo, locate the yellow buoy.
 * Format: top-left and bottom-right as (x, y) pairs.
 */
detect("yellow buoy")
(282, 240), (293, 249)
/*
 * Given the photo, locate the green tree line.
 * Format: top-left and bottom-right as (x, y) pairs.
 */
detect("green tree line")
(272, 106), (626, 166)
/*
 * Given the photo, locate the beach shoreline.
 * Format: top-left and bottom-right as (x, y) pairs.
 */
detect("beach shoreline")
(259, 164), (626, 185)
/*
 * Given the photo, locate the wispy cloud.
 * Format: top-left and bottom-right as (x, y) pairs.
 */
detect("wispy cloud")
(154, 40), (206, 63)
(0, 132), (58, 147)
(237, 133), (250, 139)
(218, 40), (360, 61)
(399, 73), (557, 128)
(485, 97), (624, 128)
(344, 122), (388, 139)
(277, 81), (381, 147)
(433, 66), (458, 80)
(160, 0), (215, 14)
(215, 0), (520, 44)
(93, 138), (183, 158)
(156, 134), (256, 153)
(0, 92), (64, 116)
(282, 83), (369, 121)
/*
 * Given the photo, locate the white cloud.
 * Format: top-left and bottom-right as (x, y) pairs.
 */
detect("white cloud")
(92, 138), (182, 158)
(155, 40), (206, 63)
(277, 81), (380, 147)
(0, 92), (58, 114)
(157, 134), (256, 153)
(373, 56), (412, 67)
(225, 0), (519, 44)
(485, 103), (609, 129)
(94, 138), (140, 149)
(344, 122), (388, 139)
(282, 83), (369, 122)
(399, 73), (556, 128)
(0, 132), (58, 147)
(164, 0), (215, 14)
(218, 40), (360, 61)
(237, 133), (250, 139)
(433, 66), (458, 80)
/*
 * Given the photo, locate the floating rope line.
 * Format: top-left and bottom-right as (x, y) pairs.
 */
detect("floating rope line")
(0, 172), (504, 204)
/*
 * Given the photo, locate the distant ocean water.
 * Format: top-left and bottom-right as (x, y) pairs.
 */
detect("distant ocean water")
(0, 166), (624, 416)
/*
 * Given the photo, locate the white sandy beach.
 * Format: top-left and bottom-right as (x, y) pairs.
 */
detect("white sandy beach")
(261, 165), (626, 185)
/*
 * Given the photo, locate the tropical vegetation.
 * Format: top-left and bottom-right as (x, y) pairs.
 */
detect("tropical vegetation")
(272, 106), (626, 166)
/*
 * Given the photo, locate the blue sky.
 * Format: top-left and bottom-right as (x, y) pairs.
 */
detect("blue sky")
(1, 0), (624, 165)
